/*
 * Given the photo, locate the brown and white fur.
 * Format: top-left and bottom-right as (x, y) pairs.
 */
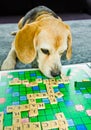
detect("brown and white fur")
(1, 6), (72, 78)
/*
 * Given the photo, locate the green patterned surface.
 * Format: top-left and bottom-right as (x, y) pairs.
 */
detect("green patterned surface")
(0, 64), (91, 129)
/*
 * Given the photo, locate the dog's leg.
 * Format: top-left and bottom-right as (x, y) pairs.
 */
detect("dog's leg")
(1, 42), (16, 70)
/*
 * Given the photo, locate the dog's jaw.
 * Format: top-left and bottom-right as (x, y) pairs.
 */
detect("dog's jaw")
(37, 52), (62, 78)
(38, 63), (62, 78)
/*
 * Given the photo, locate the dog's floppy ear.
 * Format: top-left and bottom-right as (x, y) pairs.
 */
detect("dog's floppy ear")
(66, 27), (72, 60)
(15, 23), (38, 64)
(18, 17), (24, 29)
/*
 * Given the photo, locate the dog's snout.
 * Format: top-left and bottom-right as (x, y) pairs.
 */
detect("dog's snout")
(51, 70), (61, 77)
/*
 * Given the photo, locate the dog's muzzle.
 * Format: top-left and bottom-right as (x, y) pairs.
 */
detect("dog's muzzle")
(51, 69), (61, 77)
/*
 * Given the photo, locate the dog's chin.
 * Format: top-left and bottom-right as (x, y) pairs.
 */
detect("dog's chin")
(39, 68), (52, 78)
(39, 66), (62, 78)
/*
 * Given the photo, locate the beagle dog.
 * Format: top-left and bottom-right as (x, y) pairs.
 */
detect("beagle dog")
(1, 6), (72, 78)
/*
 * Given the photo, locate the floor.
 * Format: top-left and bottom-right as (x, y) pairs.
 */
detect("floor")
(0, 13), (91, 23)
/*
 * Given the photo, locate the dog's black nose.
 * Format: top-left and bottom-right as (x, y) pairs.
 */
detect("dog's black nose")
(51, 70), (61, 77)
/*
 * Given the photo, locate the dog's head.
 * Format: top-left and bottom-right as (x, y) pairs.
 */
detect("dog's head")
(15, 15), (72, 78)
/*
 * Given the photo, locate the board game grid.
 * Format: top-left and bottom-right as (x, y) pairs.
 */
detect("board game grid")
(0, 63), (91, 130)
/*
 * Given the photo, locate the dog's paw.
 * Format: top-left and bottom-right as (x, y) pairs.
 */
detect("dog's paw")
(1, 58), (16, 70)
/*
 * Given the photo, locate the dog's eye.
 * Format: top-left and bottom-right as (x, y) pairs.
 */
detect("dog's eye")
(41, 48), (50, 55)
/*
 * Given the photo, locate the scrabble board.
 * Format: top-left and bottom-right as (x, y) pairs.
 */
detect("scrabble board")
(0, 63), (91, 130)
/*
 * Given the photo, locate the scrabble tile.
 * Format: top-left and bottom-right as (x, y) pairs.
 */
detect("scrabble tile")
(10, 79), (21, 85)
(55, 113), (66, 120)
(43, 79), (49, 84)
(0, 112), (4, 119)
(47, 89), (54, 94)
(13, 124), (23, 130)
(49, 97), (57, 104)
(22, 80), (29, 85)
(49, 78), (56, 82)
(28, 98), (36, 104)
(41, 93), (48, 98)
(50, 120), (59, 129)
(58, 120), (68, 128)
(7, 106), (14, 113)
(30, 103), (37, 109)
(29, 108), (38, 117)
(31, 122), (41, 130)
(4, 126), (13, 130)
(36, 78), (42, 83)
(52, 81), (59, 87)
(0, 125), (3, 130)
(55, 92), (64, 98)
(42, 121), (51, 130)
(21, 104), (30, 111)
(13, 105), (21, 112)
(9, 80), (17, 85)
(13, 111), (21, 118)
(30, 81), (38, 87)
(56, 79), (63, 84)
(23, 122), (31, 130)
(35, 93), (42, 99)
(27, 94), (35, 99)
(13, 117), (21, 124)
(0, 119), (3, 124)
(37, 103), (45, 109)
